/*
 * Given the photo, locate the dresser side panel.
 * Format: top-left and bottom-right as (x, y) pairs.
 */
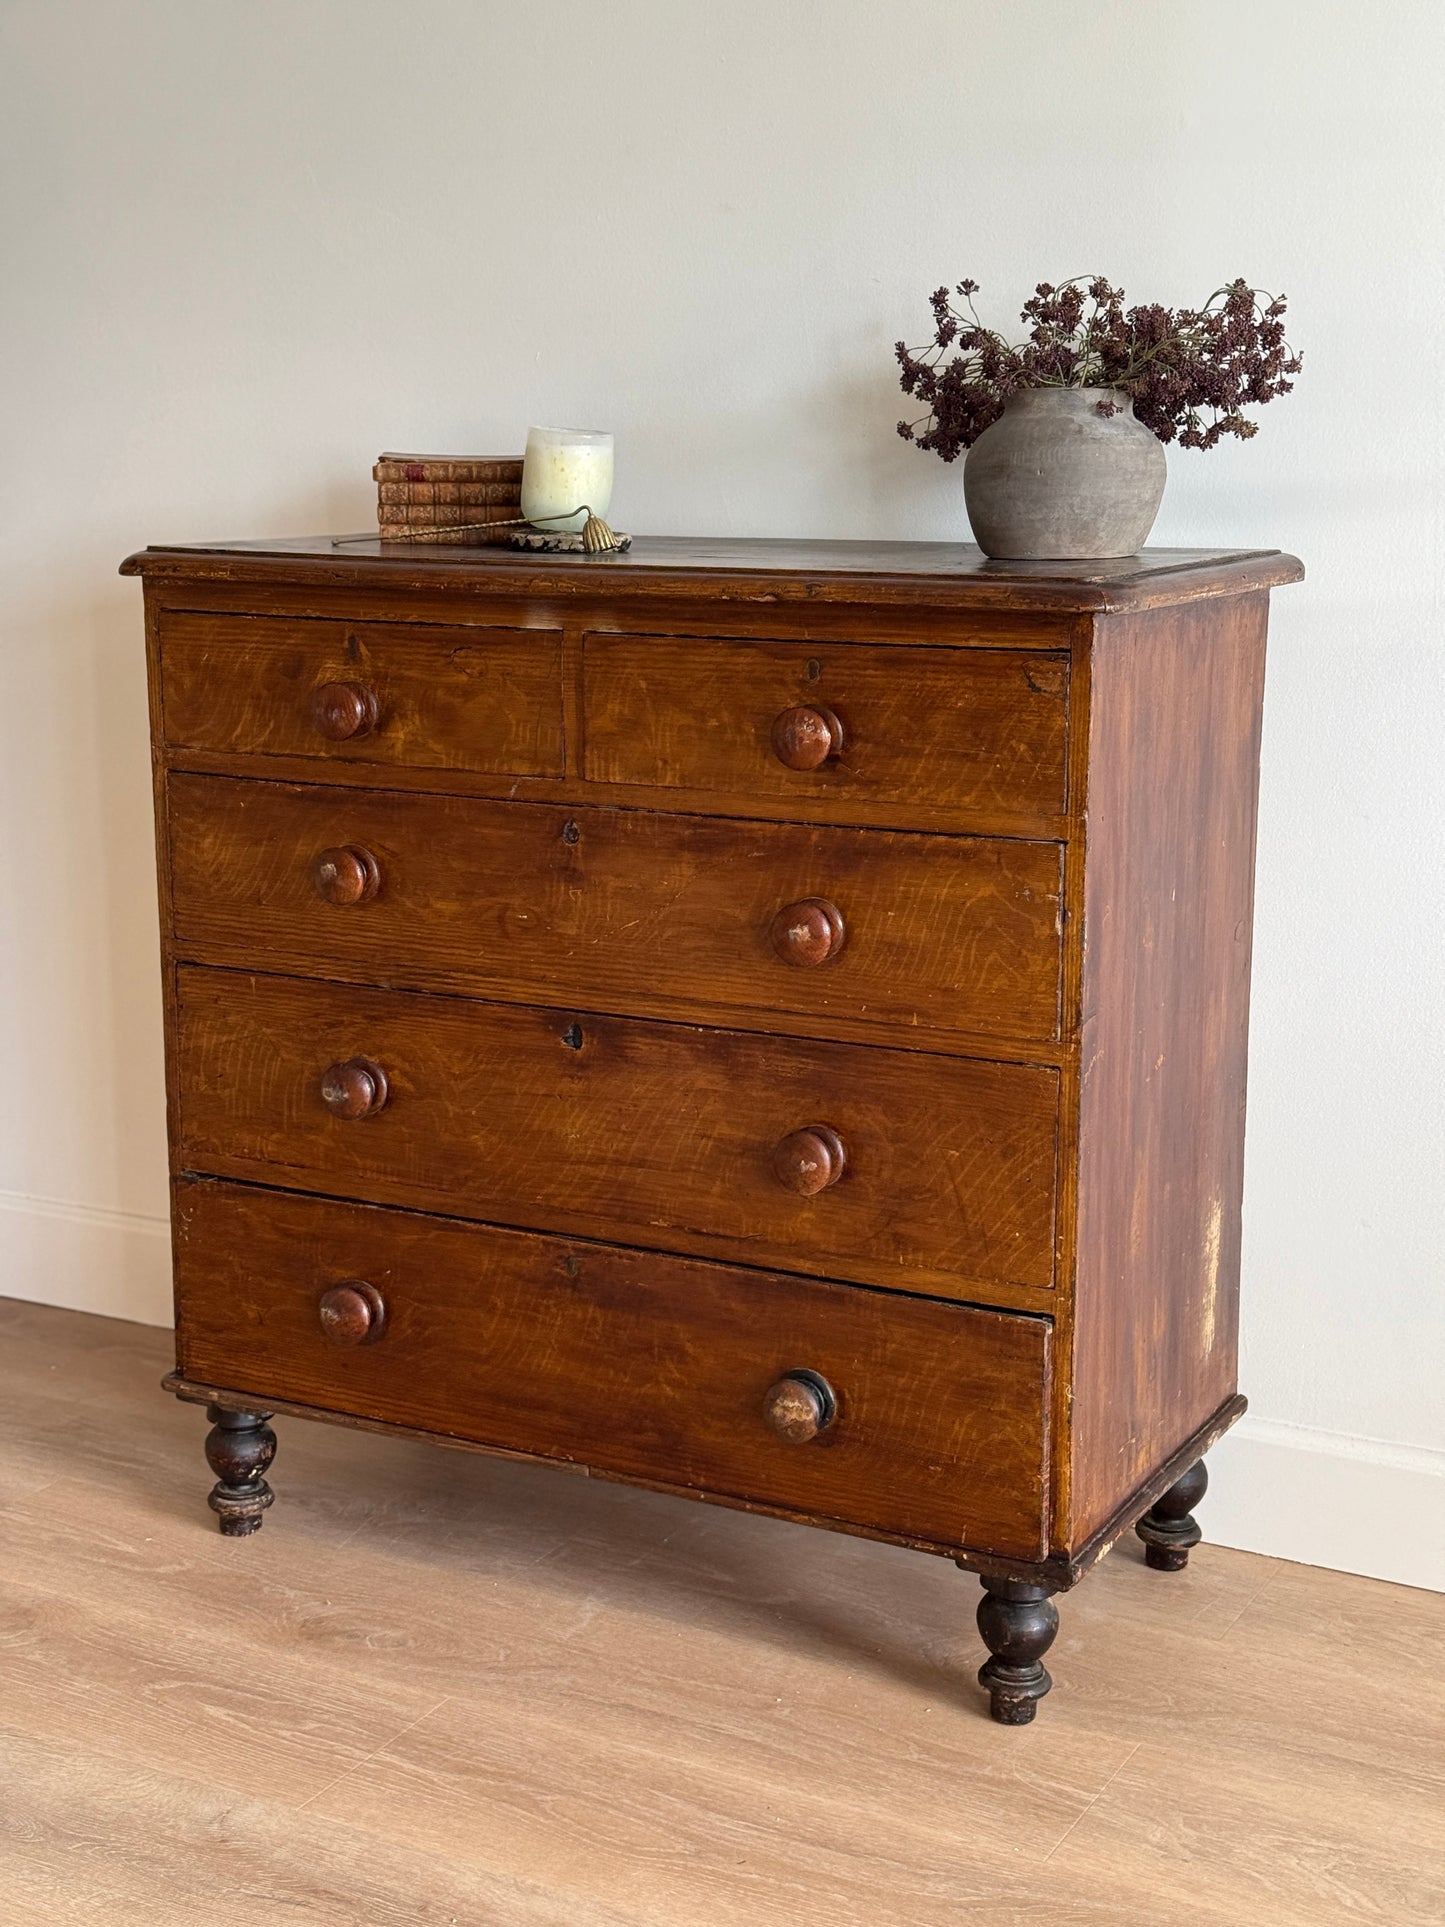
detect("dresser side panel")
(1068, 592), (1268, 1545)
(142, 580), (186, 1340)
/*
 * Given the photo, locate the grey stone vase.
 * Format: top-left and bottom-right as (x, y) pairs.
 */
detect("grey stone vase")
(963, 387), (1167, 559)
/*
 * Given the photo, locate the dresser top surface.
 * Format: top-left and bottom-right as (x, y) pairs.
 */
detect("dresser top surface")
(122, 535), (1303, 613)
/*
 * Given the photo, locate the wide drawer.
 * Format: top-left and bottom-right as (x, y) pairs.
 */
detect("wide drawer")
(582, 635), (1069, 824)
(174, 967), (1059, 1301)
(158, 612), (564, 776)
(174, 1179), (1051, 1558)
(167, 775), (1063, 1047)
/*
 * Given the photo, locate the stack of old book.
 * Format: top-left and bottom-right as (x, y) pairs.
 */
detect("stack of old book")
(374, 452), (523, 544)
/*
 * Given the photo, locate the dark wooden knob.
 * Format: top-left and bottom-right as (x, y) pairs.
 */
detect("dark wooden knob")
(318, 1281), (387, 1345)
(771, 705), (843, 770)
(763, 1370), (837, 1443)
(310, 845), (381, 905)
(319, 1057), (389, 1119)
(309, 680), (378, 741)
(771, 1124), (847, 1194)
(769, 897), (846, 968)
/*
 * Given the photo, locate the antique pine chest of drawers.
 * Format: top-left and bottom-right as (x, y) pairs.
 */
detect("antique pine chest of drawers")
(123, 534), (1302, 1723)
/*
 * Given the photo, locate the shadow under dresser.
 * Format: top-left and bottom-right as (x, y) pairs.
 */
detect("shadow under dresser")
(121, 533), (1302, 1724)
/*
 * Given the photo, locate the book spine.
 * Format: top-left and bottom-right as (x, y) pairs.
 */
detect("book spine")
(376, 480), (522, 507)
(373, 456), (524, 484)
(376, 523), (517, 546)
(377, 502), (522, 528)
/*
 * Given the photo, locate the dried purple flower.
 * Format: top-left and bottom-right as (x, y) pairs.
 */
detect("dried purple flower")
(895, 274), (1301, 457)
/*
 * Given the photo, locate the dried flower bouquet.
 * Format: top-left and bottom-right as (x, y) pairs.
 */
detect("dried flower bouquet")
(897, 276), (1301, 462)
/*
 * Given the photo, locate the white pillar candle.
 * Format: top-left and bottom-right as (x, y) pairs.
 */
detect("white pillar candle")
(521, 426), (614, 534)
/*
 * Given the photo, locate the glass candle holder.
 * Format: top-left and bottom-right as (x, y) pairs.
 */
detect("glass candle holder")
(521, 427), (614, 534)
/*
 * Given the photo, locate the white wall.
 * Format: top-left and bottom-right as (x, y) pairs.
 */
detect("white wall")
(2, 1), (1440, 1589)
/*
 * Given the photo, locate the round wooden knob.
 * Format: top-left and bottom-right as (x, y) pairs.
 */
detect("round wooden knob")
(769, 898), (846, 968)
(319, 1057), (389, 1119)
(309, 681), (379, 741)
(771, 705), (843, 770)
(771, 1124), (847, 1195)
(763, 1371), (837, 1443)
(318, 1281), (387, 1346)
(310, 845), (381, 906)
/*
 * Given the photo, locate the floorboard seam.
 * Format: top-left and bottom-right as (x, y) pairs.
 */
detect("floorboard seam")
(291, 1694), (454, 1813)
(1207, 1567), (1284, 1643)
(1040, 1739), (1142, 1865)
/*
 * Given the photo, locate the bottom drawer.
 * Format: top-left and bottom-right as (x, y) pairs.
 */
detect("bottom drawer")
(173, 1181), (1051, 1559)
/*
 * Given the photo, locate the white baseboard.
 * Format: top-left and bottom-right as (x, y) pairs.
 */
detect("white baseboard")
(1204, 1415), (1444, 1593)
(1, 1192), (1440, 1591)
(0, 1188), (173, 1327)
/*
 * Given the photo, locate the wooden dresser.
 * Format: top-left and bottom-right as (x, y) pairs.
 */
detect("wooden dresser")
(123, 535), (1302, 1724)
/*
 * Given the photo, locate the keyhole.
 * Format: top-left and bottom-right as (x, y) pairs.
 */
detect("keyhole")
(805, 659), (822, 682)
(562, 820), (581, 845)
(344, 633), (361, 663)
(562, 1022), (584, 1050)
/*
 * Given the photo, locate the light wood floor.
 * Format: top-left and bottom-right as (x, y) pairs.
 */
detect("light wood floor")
(1, 1297), (1441, 1926)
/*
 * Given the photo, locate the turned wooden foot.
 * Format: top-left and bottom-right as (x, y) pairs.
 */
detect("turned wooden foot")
(1136, 1458), (1208, 1571)
(203, 1405), (276, 1536)
(974, 1574), (1060, 1725)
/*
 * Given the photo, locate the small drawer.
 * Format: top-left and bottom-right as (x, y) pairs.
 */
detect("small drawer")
(174, 1179), (1051, 1558)
(159, 612), (564, 776)
(582, 635), (1069, 824)
(167, 775), (1064, 1046)
(174, 967), (1060, 1302)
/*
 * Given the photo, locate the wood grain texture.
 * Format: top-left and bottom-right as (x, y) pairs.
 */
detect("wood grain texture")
(166, 773), (1064, 1047)
(159, 611), (564, 775)
(172, 966), (1060, 1303)
(124, 540), (1303, 1676)
(148, 570), (1079, 650)
(121, 535), (1305, 615)
(160, 745), (1071, 850)
(165, 1381), (1241, 1584)
(172, 1179), (1051, 1559)
(3, 1299), (1438, 1927)
(1068, 593), (1269, 1542)
(582, 634), (1070, 819)
(141, 571), (188, 1188)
